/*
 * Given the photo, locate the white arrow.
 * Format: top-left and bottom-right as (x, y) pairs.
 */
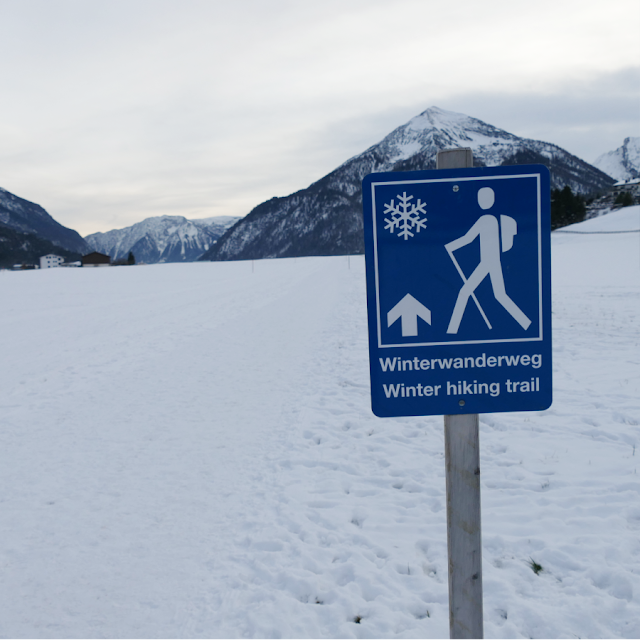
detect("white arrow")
(387, 293), (432, 337)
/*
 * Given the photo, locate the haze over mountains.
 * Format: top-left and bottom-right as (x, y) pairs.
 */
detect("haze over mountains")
(201, 107), (615, 262)
(2, 106), (637, 268)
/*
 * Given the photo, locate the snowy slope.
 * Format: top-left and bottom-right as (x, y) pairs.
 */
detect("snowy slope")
(202, 107), (614, 262)
(594, 137), (640, 182)
(85, 215), (239, 263)
(0, 208), (639, 638)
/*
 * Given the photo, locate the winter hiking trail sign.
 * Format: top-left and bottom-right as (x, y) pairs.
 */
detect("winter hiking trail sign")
(363, 164), (552, 417)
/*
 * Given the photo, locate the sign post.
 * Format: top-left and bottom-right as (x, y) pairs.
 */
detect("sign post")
(438, 148), (483, 640)
(362, 152), (552, 639)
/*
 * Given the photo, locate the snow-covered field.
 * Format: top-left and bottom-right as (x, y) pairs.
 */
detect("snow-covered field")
(1, 207), (639, 639)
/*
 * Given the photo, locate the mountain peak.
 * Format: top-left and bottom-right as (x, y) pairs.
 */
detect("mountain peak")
(408, 106), (472, 131)
(372, 107), (522, 168)
(594, 136), (640, 182)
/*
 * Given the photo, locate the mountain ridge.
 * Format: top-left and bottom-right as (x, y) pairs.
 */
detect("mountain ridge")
(201, 106), (615, 262)
(85, 215), (239, 264)
(0, 186), (89, 254)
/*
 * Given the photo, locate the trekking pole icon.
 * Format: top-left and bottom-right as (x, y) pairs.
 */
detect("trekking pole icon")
(446, 187), (531, 334)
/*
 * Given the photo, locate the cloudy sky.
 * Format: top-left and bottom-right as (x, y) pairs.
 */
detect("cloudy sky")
(1, 0), (638, 236)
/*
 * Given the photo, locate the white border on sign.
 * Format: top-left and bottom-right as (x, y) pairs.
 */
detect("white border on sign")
(371, 173), (544, 348)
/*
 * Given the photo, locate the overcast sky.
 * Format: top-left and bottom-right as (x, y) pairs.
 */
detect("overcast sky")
(1, 0), (638, 236)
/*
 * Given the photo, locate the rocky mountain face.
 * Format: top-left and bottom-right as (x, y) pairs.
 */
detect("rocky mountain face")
(593, 137), (640, 183)
(84, 215), (239, 264)
(0, 186), (89, 254)
(201, 106), (615, 262)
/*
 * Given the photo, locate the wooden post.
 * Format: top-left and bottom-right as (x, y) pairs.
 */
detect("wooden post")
(437, 148), (484, 639)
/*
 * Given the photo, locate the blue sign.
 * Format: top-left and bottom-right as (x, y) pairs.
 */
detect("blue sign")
(363, 165), (552, 417)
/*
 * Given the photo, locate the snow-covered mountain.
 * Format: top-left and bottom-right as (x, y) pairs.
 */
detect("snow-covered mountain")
(85, 215), (239, 264)
(0, 186), (89, 254)
(593, 137), (640, 183)
(201, 106), (615, 262)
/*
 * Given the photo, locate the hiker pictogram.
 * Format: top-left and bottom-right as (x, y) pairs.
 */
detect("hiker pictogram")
(446, 187), (531, 334)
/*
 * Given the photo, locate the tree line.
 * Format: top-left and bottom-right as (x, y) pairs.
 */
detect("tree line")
(551, 186), (635, 230)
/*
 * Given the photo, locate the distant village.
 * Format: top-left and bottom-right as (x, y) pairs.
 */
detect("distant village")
(11, 251), (135, 271)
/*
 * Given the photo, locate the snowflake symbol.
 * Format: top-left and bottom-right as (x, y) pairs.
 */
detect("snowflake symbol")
(383, 192), (427, 240)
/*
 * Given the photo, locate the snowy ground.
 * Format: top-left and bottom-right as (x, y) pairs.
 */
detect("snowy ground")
(1, 207), (639, 639)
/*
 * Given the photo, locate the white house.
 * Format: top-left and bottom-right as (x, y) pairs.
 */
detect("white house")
(40, 254), (64, 269)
